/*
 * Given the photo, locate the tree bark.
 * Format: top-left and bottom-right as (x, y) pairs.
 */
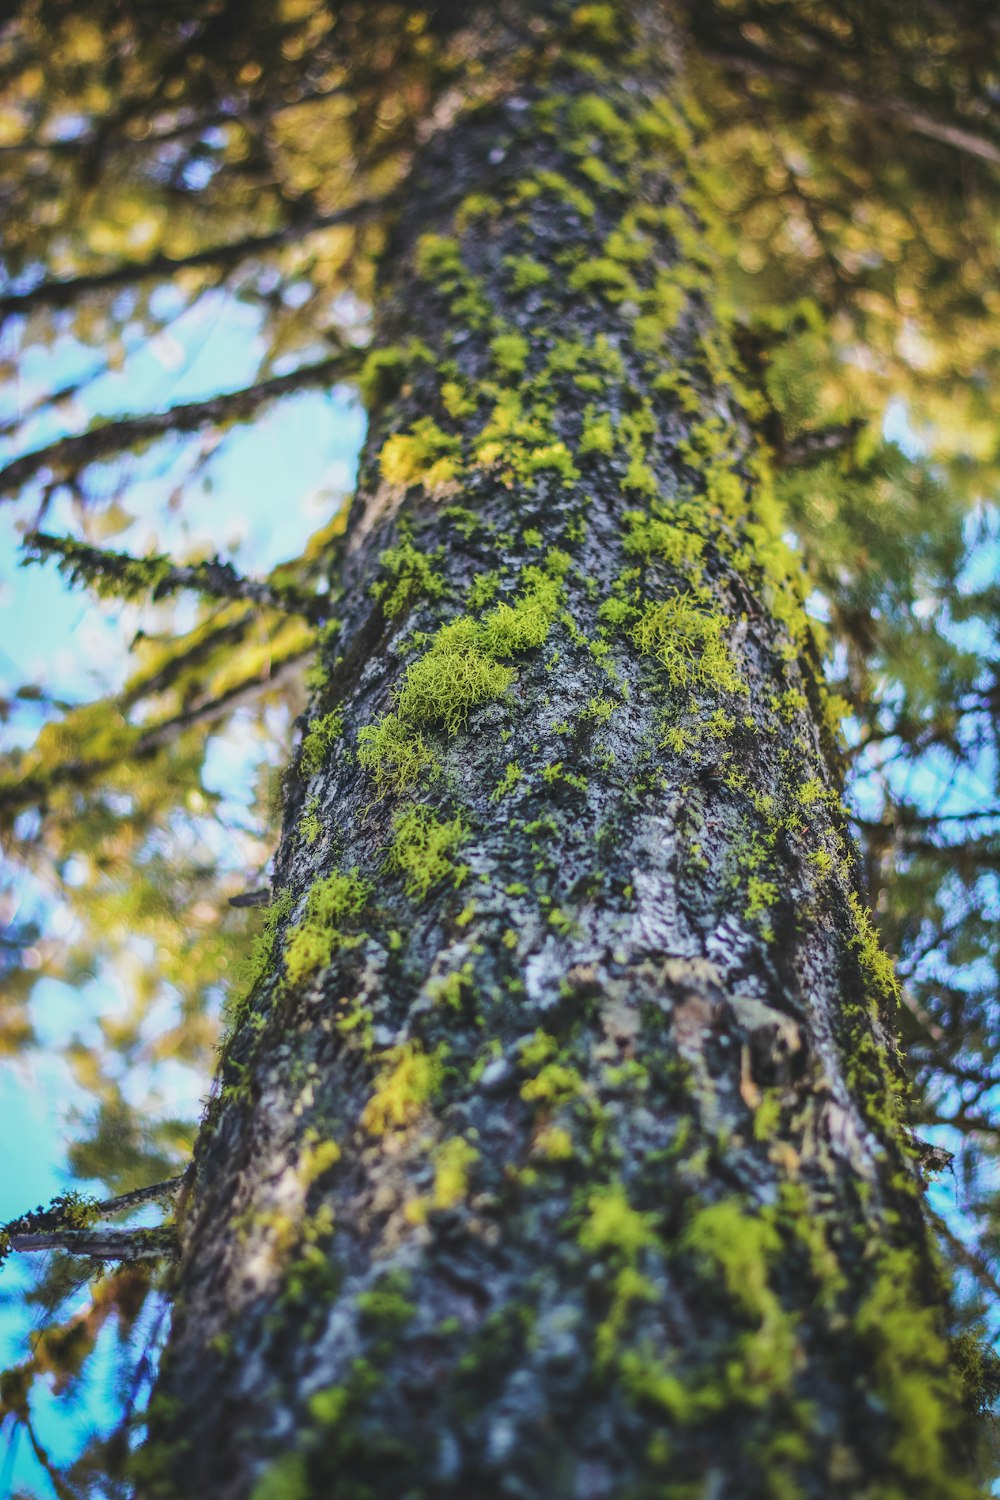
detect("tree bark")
(141, 8), (976, 1498)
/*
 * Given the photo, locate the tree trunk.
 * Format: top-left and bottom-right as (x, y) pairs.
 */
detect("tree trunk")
(141, 8), (975, 1498)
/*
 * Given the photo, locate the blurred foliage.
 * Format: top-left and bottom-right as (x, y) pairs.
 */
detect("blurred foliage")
(0, 0), (997, 1490)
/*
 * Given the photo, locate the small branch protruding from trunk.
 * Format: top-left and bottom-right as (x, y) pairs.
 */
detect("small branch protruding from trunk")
(228, 889), (272, 908)
(2, 1174), (189, 1263)
(7, 1227), (177, 1262)
(23, 530), (332, 621)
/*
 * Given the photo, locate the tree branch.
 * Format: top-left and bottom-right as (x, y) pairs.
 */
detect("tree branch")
(783, 419), (866, 466)
(0, 192), (396, 324)
(24, 531), (332, 622)
(1, 1175), (187, 1263)
(1, 349), (363, 498)
(7, 1228), (175, 1261)
(702, 45), (1000, 167)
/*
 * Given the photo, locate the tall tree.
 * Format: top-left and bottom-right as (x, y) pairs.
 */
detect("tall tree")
(1, 2), (998, 1496)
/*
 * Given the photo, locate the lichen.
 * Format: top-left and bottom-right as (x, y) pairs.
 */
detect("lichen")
(283, 869), (371, 986)
(372, 536), (446, 618)
(361, 1041), (446, 1134)
(300, 710), (342, 777)
(380, 418), (461, 493)
(356, 713), (436, 794)
(387, 802), (468, 901)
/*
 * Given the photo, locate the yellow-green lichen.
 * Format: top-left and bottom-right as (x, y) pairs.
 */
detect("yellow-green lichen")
(373, 537), (446, 618)
(283, 869), (371, 986)
(380, 418), (461, 493)
(361, 1041), (446, 1134)
(631, 596), (743, 693)
(388, 802), (469, 901)
(300, 710), (342, 777)
(356, 713), (436, 794)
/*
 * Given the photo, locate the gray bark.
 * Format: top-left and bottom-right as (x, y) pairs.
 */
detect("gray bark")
(141, 9), (975, 1499)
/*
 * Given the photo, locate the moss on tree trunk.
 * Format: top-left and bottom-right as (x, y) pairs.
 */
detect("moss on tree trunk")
(141, 8), (976, 1498)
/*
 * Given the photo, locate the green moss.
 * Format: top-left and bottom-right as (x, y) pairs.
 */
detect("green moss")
(413, 233), (463, 282)
(237, 888), (293, 995)
(357, 347), (406, 411)
(848, 891), (901, 1006)
(300, 710), (342, 777)
(440, 379), (477, 420)
(568, 2), (624, 49)
(466, 570), (500, 609)
(388, 802), (468, 901)
(356, 713), (436, 793)
(568, 258), (638, 302)
(373, 536), (446, 618)
(298, 801), (322, 844)
(490, 331), (530, 377)
(745, 875), (778, 926)
(249, 1452), (309, 1500)
(503, 254), (551, 291)
(380, 418), (461, 493)
(490, 762), (523, 801)
(856, 1249), (974, 1494)
(479, 569), (563, 656)
(456, 192), (501, 228)
(361, 1041), (446, 1134)
(580, 1182), (659, 1259)
(631, 596), (743, 693)
(519, 440), (580, 483)
(532, 169), (596, 220)
(598, 595), (635, 627)
(622, 508), (705, 571)
(583, 695), (615, 721)
(283, 869), (371, 986)
(683, 1199), (796, 1397)
(568, 93), (633, 150)
(521, 1060), (583, 1104)
(413, 233), (492, 327)
(579, 407), (615, 455)
(395, 647), (515, 734)
(430, 1135), (480, 1210)
(356, 1271), (416, 1328)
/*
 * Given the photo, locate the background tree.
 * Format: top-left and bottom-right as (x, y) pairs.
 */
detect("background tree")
(0, 1), (998, 1495)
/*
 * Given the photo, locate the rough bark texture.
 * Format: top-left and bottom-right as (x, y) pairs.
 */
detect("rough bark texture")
(142, 8), (975, 1499)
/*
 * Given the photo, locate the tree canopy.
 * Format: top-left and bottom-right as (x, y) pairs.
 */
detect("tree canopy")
(0, 1), (998, 1491)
